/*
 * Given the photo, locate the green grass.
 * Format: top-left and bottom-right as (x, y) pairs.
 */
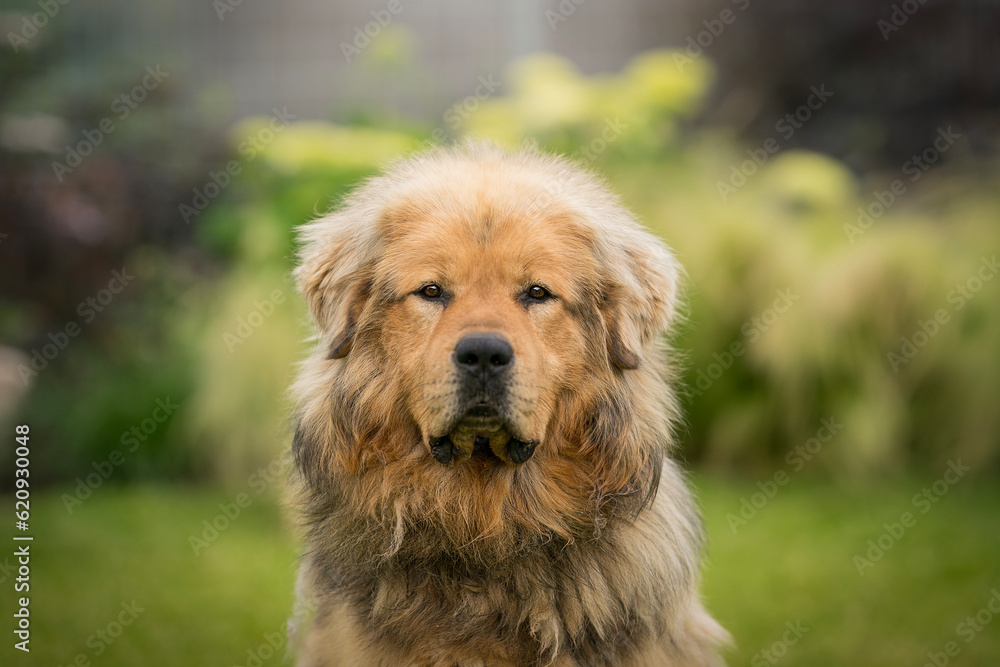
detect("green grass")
(2, 476), (998, 665)
(699, 474), (1000, 666)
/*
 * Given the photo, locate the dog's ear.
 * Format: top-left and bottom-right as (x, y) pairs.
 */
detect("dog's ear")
(601, 233), (681, 370)
(324, 279), (367, 360)
(295, 210), (378, 360)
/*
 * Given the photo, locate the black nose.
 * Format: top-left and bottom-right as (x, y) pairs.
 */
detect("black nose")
(454, 334), (513, 378)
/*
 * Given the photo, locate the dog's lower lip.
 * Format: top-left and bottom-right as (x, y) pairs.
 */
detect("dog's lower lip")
(466, 404), (498, 418)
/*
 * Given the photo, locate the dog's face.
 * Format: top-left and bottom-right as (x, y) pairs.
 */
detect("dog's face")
(378, 192), (604, 467)
(295, 146), (681, 536)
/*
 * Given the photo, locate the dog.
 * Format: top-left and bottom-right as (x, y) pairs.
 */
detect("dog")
(289, 142), (728, 666)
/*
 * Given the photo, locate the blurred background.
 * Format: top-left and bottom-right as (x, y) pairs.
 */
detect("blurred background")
(1, 0), (999, 664)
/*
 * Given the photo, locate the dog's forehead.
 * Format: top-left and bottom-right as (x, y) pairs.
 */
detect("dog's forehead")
(377, 174), (600, 292)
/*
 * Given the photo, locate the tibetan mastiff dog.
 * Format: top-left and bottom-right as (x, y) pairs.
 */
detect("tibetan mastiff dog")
(289, 143), (727, 666)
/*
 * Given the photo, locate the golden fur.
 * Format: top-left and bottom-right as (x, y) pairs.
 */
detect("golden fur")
(289, 143), (728, 666)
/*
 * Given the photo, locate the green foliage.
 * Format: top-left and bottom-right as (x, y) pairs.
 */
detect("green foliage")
(11, 48), (997, 484)
(464, 51), (713, 157)
(10, 248), (199, 484)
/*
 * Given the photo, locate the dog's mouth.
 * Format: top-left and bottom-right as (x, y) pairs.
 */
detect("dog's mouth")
(428, 403), (536, 467)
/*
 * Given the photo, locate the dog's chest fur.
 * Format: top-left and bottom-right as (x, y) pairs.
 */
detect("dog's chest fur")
(309, 509), (676, 666)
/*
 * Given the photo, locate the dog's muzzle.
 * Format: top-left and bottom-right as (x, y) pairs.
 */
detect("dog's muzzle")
(427, 333), (535, 466)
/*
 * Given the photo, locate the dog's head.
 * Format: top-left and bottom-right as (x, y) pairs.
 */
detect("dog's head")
(294, 144), (681, 545)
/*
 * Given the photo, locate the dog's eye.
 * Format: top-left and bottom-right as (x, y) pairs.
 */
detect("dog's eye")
(526, 285), (549, 300)
(420, 284), (442, 299)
